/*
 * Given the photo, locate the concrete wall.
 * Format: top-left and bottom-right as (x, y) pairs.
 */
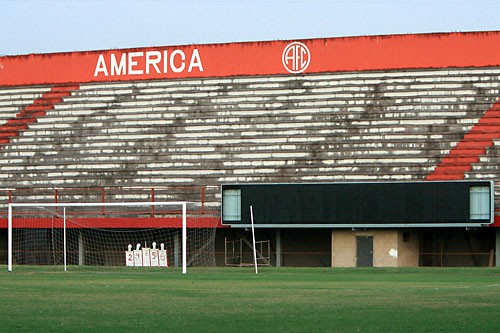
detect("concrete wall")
(331, 230), (419, 268)
(398, 232), (420, 267)
(373, 231), (397, 267)
(331, 230), (356, 267)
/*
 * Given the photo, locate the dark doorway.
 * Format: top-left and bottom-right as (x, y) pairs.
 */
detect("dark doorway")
(356, 236), (373, 267)
(419, 229), (495, 267)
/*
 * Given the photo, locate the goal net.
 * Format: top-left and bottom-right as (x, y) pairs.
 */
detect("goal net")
(7, 202), (218, 274)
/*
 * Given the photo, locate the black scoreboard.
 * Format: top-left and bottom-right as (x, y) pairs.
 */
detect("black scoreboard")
(221, 181), (494, 227)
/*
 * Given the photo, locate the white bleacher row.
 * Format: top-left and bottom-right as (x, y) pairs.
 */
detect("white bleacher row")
(46, 68), (500, 101)
(68, 85), (494, 102)
(0, 68), (499, 206)
(65, 84), (498, 110)
(51, 94), (496, 117)
(72, 67), (500, 93)
(34, 103), (480, 127)
(2, 141), (456, 170)
(24, 114), (476, 137)
(0, 86), (50, 99)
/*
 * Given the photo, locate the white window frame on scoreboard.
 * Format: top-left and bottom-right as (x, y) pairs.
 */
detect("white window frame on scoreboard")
(7, 201), (188, 274)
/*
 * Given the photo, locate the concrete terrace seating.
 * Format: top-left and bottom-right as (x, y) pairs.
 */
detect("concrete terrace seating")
(0, 68), (499, 206)
(0, 86), (51, 112)
(0, 86), (77, 146)
(0, 86), (52, 143)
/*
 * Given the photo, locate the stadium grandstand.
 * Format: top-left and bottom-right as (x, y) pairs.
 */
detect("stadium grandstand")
(0, 30), (499, 268)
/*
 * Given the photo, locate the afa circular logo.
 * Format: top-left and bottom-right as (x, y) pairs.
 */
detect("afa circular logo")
(282, 42), (311, 74)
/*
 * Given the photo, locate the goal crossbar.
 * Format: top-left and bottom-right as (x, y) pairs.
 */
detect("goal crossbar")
(8, 201), (188, 274)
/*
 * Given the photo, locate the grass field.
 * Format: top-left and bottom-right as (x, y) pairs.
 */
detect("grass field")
(0, 267), (499, 332)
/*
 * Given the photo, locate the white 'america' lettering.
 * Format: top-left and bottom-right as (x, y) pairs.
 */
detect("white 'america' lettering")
(93, 49), (203, 77)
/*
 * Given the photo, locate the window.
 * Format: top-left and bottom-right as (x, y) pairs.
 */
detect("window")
(469, 186), (490, 220)
(222, 189), (241, 221)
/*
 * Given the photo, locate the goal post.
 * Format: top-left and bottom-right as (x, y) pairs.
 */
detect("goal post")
(7, 201), (217, 274)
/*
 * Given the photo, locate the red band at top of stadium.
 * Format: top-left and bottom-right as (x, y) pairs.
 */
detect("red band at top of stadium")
(1, 31), (500, 86)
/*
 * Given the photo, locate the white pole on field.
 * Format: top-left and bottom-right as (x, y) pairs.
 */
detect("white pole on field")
(63, 207), (67, 272)
(250, 206), (258, 275)
(182, 202), (187, 275)
(7, 204), (12, 272)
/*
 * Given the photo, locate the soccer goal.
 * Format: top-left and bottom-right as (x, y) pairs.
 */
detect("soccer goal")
(7, 201), (218, 274)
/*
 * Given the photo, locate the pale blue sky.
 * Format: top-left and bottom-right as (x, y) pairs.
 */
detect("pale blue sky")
(2, 0), (500, 56)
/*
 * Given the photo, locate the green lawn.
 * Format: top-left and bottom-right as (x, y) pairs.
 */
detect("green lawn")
(0, 267), (499, 332)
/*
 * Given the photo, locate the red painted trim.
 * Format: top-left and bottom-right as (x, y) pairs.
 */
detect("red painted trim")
(2, 31), (500, 86)
(0, 216), (225, 229)
(492, 214), (500, 227)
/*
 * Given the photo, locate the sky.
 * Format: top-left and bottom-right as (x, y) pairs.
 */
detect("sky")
(2, 0), (500, 56)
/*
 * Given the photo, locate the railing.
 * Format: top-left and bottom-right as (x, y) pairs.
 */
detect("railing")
(0, 185), (219, 218)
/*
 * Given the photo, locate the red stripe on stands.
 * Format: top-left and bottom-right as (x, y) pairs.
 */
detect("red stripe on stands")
(0, 85), (79, 148)
(427, 98), (500, 181)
